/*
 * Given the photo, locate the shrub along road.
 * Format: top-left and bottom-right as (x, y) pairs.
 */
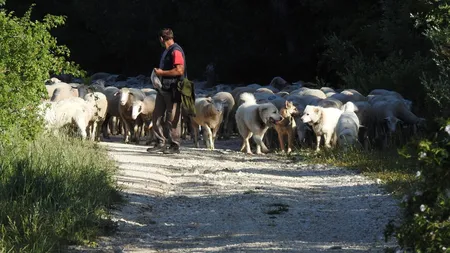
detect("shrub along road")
(70, 137), (400, 252)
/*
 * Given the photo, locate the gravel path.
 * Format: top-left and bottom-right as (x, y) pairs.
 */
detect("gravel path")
(71, 137), (399, 253)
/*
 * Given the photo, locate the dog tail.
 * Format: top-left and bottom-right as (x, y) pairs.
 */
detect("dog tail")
(240, 92), (256, 104)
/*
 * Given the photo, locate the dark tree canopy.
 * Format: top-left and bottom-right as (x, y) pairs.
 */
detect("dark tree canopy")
(3, 0), (447, 116)
(2, 1), (389, 84)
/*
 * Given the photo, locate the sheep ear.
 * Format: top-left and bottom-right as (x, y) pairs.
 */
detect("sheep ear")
(114, 91), (120, 96)
(314, 107), (319, 113)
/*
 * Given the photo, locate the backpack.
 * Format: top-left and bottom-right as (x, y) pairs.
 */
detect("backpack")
(177, 78), (196, 117)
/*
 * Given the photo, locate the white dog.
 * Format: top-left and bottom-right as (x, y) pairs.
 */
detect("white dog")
(301, 105), (343, 151)
(235, 92), (282, 154)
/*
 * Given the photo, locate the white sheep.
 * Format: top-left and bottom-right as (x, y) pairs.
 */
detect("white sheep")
(269, 76), (289, 91)
(117, 87), (145, 143)
(132, 94), (157, 143)
(45, 82), (78, 102)
(99, 86), (121, 138)
(211, 91), (235, 140)
(39, 97), (94, 139)
(290, 87), (327, 99)
(191, 97), (224, 150)
(84, 92), (108, 141)
(336, 102), (361, 149)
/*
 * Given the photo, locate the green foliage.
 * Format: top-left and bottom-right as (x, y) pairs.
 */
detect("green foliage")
(322, 34), (432, 98)
(385, 120), (450, 252)
(422, 73), (450, 119)
(0, 134), (121, 252)
(412, 1), (450, 119)
(318, 0), (434, 114)
(0, 5), (85, 146)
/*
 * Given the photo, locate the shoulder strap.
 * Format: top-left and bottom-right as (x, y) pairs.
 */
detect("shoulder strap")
(169, 43), (187, 79)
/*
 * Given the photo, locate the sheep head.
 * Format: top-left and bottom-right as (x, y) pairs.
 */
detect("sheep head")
(119, 88), (130, 106)
(384, 116), (401, 133)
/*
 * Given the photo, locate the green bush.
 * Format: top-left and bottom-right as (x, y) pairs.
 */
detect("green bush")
(414, 2), (450, 119)
(385, 120), (450, 252)
(0, 5), (84, 146)
(317, 0), (436, 115)
(321, 34), (432, 106)
(422, 74), (450, 119)
(0, 134), (122, 252)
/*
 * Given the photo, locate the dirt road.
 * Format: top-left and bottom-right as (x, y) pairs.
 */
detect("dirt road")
(72, 137), (399, 252)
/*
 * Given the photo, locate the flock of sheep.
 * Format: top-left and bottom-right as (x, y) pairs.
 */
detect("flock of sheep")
(38, 73), (426, 154)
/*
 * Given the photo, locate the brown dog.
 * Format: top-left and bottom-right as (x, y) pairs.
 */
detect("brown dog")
(274, 101), (299, 153)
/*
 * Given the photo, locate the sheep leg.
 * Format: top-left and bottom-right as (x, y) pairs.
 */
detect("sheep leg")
(191, 121), (200, 148)
(90, 121), (97, 141)
(203, 126), (214, 150)
(223, 110), (230, 139)
(102, 114), (111, 139)
(145, 121), (155, 145)
(181, 114), (191, 140)
(210, 126), (217, 150)
(226, 114), (235, 140)
(118, 119), (124, 136)
(109, 116), (116, 135)
(121, 117), (131, 143)
(132, 122), (140, 144)
(95, 120), (104, 141)
(74, 117), (88, 140)
(212, 125), (220, 144)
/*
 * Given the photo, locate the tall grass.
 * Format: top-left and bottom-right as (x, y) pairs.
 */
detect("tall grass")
(0, 134), (122, 252)
(292, 147), (418, 196)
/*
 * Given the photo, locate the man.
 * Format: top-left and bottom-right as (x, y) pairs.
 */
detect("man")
(147, 28), (186, 154)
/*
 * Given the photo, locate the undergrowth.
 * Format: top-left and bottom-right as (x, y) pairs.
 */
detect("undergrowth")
(0, 134), (122, 252)
(291, 146), (418, 197)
